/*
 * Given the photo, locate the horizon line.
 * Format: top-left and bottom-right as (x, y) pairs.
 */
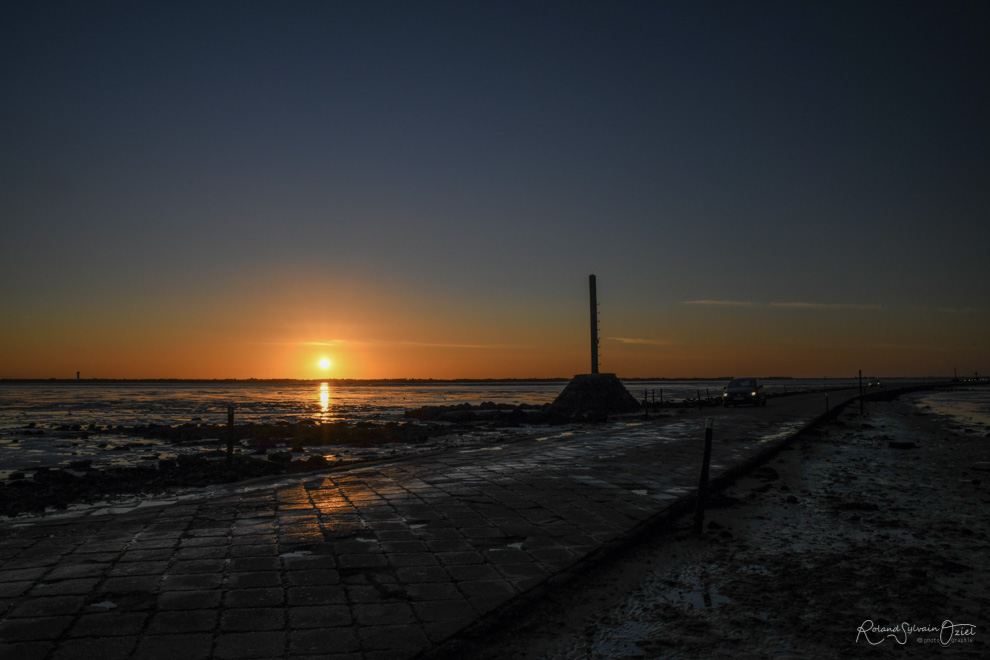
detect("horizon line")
(0, 375), (960, 384)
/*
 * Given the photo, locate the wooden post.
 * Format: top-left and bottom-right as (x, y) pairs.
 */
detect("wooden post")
(226, 405), (235, 471)
(694, 418), (714, 534)
(859, 369), (864, 415)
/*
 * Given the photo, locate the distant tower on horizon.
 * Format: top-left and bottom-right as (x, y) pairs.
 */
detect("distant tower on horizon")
(76, 371), (80, 380)
(589, 274), (599, 374)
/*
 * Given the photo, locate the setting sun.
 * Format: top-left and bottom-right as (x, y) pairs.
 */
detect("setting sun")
(318, 358), (331, 370)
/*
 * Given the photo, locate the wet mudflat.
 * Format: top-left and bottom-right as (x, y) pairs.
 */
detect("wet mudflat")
(450, 397), (989, 659)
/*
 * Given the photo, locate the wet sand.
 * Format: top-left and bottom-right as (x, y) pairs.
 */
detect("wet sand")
(448, 395), (989, 658)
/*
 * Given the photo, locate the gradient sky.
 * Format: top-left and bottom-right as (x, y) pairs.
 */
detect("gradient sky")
(2, 1), (988, 380)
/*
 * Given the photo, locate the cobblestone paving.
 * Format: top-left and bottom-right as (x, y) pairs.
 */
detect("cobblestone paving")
(0, 390), (857, 659)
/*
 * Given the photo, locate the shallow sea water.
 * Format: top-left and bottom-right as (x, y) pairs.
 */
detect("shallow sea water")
(911, 385), (990, 433)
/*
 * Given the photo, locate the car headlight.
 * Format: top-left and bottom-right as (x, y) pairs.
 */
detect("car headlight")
(751, 391), (757, 396)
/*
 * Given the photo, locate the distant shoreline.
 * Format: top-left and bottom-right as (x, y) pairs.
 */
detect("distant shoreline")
(0, 376), (962, 386)
(1, 376), (764, 385)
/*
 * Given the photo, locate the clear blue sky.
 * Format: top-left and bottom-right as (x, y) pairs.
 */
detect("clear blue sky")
(2, 1), (988, 379)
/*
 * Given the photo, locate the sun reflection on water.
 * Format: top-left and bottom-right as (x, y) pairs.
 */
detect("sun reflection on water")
(319, 382), (330, 418)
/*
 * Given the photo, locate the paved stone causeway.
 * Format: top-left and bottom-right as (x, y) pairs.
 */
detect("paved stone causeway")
(1, 390), (858, 659)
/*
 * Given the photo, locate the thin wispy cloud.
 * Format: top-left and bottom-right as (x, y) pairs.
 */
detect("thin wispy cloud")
(248, 339), (521, 350)
(794, 341), (959, 352)
(768, 302), (884, 311)
(247, 339), (361, 346)
(607, 337), (670, 346)
(390, 340), (525, 350)
(683, 300), (983, 313)
(682, 299), (880, 310)
(681, 300), (757, 307)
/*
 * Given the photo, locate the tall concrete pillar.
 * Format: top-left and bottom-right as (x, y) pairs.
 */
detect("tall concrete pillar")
(589, 274), (599, 374)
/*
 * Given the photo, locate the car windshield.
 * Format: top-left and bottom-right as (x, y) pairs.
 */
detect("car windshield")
(729, 378), (756, 388)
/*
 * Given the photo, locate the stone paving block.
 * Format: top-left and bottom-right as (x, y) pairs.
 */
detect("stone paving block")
(0, 581), (35, 598)
(379, 540), (427, 553)
(132, 632), (213, 660)
(412, 599), (477, 622)
(0, 616), (74, 642)
(170, 558), (226, 574)
(373, 529), (418, 541)
(333, 539), (382, 554)
(228, 541), (278, 557)
(50, 636), (136, 660)
(482, 547), (531, 564)
(44, 563), (111, 580)
(7, 596), (86, 618)
(118, 548), (174, 562)
(287, 604), (352, 629)
(107, 560), (169, 577)
(75, 540), (128, 554)
(87, 590), (157, 612)
(224, 586), (284, 608)
(179, 535), (229, 547)
(394, 565), (449, 584)
(357, 623), (430, 652)
(286, 585), (348, 606)
(176, 546), (227, 560)
(0, 568), (49, 583)
(436, 551), (484, 565)
(282, 555), (336, 570)
(283, 568), (340, 586)
(139, 530), (185, 540)
(157, 588), (222, 610)
(444, 564), (501, 581)
(160, 573), (223, 590)
(225, 571), (282, 589)
(29, 578), (101, 597)
(185, 527), (229, 538)
(416, 527), (462, 540)
(126, 538), (178, 550)
(352, 602), (415, 626)
(387, 552), (438, 568)
(220, 606), (285, 631)
(367, 521), (411, 532)
(214, 630), (287, 659)
(228, 556), (280, 572)
(98, 575), (162, 593)
(402, 581), (463, 601)
(146, 608), (218, 634)
(67, 611), (147, 637)
(0, 640), (54, 660)
(338, 553), (389, 569)
(288, 627), (360, 656)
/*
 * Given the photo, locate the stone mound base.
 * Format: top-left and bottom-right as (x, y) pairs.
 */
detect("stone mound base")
(549, 373), (641, 417)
